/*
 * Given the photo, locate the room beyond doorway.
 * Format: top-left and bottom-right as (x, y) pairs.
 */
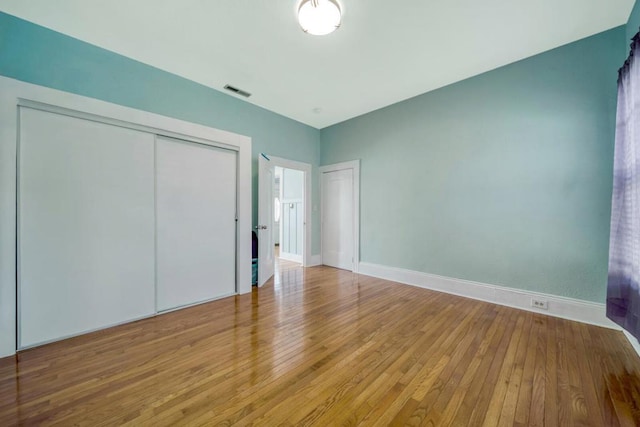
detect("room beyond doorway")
(274, 166), (304, 266)
(274, 245), (301, 272)
(257, 155), (311, 287)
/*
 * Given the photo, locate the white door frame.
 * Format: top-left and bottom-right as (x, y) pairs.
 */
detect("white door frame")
(319, 160), (360, 273)
(260, 155), (312, 268)
(0, 76), (252, 358)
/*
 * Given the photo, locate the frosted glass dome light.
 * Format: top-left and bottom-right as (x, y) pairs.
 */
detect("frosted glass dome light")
(298, 0), (342, 36)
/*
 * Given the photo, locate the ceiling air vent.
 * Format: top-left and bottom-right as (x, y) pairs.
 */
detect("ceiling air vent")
(224, 84), (251, 98)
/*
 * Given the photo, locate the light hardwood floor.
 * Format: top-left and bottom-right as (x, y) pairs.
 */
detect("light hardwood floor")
(1, 259), (640, 426)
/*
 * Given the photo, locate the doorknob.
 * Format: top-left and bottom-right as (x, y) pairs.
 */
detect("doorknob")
(255, 225), (268, 230)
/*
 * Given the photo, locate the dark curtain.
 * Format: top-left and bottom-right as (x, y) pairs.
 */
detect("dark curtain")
(607, 33), (640, 339)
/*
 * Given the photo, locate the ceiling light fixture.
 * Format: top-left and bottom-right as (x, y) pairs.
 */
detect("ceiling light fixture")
(298, 0), (342, 36)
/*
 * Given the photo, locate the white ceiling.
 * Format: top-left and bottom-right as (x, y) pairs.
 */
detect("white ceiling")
(0, 1), (634, 129)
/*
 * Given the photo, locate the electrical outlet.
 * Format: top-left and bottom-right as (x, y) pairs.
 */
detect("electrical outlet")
(531, 298), (548, 310)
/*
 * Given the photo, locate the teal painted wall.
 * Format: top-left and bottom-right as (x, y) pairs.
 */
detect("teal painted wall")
(321, 28), (625, 302)
(627, 0), (640, 40)
(0, 12), (322, 255)
(0, 11), (627, 301)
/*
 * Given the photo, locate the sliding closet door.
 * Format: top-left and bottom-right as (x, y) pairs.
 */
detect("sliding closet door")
(156, 136), (237, 311)
(18, 108), (156, 348)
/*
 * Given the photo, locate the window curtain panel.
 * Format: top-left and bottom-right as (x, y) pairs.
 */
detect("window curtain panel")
(607, 33), (640, 340)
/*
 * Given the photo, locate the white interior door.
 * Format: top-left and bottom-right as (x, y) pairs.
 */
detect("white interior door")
(18, 108), (156, 348)
(258, 155), (274, 286)
(156, 136), (237, 311)
(322, 168), (354, 270)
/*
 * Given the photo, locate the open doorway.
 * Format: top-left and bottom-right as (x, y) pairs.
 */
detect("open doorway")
(257, 155), (312, 287)
(274, 166), (304, 269)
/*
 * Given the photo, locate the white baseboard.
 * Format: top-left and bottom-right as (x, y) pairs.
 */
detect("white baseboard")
(279, 252), (302, 263)
(307, 254), (322, 267)
(357, 261), (619, 330)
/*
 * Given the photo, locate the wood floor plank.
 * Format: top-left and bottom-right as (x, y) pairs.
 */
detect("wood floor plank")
(1, 261), (639, 426)
(556, 316), (576, 426)
(436, 305), (505, 426)
(573, 321), (605, 426)
(413, 304), (500, 426)
(543, 315), (559, 427)
(497, 311), (533, 427)
(594, 326), (640, 426)
(445, 307), (515, 425)
(481, 314), (527, 426)
(461, 308), (521, 426)
(529, 315), (548, 426)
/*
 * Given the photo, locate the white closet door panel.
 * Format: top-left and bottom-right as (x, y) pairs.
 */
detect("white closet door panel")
(19, 108), (156, 348)
(156, 137), (237, 311)
(322, 169), (354, 270)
